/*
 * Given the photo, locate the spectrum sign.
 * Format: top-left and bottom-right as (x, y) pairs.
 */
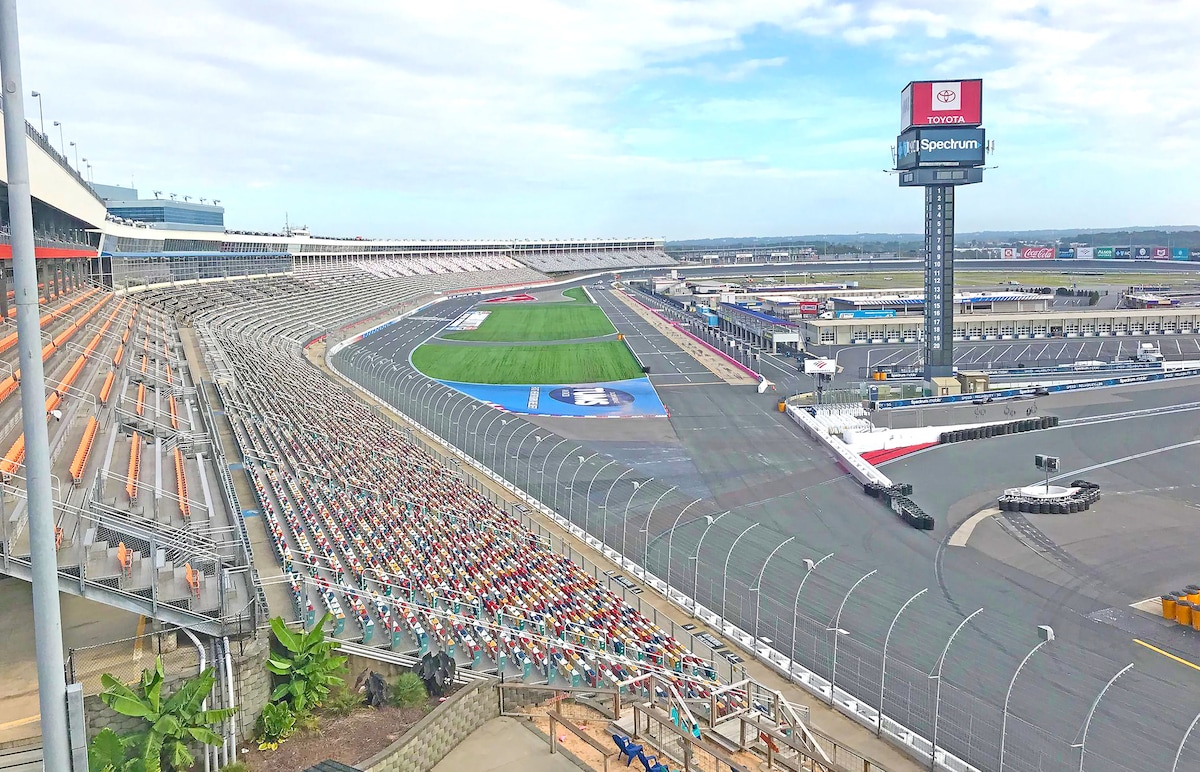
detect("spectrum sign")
(901, 79), (983, 131)
(896, 127), (986, 169)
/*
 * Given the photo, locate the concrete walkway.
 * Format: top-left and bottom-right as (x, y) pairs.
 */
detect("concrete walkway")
(431, 717), (582, 772)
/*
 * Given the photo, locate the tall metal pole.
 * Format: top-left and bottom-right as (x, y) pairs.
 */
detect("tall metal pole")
(878, 587), (927, 737)
(640, 485), (676, 571)
(789, 552), (834, 681)
(30, 88), (41, 135)
(719, 522), (760, 633)
(583, 459), (617, 536)
(930, 608), (984, 769)
(1171, 707), (1200, 772)
(0, 5), (71, 767)
(751, 536), (795, 653)
(690, 510), (728, 616)
(599, 468), (634, 550)
(828, 569), (877, 705)
(664, 498), (704, 596)
(1074, 663), (1133, 772)
(999, 626), (1054, 770)
(620, 476), (652, 558)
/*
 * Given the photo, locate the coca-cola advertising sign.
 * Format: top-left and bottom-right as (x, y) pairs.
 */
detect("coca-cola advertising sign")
(902, 79), (983, 131)
(1021, 247), (1055, 259)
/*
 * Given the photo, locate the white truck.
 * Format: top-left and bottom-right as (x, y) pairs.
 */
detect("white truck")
(1135, 342), (1164, 363)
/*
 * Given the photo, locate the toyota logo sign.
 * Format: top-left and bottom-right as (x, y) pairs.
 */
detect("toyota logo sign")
(937, 89), (957, 103)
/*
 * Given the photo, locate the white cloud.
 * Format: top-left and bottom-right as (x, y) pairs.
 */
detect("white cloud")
(15, 0), (1200, 238)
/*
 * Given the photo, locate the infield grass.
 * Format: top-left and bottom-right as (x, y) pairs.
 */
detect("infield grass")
(443, 303), (615, 342)
(562, 287), (589, 303)
(412, 341), (643, 384)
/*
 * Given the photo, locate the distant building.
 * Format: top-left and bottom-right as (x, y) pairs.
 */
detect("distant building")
(91, 184), (225, 231)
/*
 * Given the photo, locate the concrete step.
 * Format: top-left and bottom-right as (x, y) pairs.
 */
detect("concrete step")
(0, 745), (42, 772)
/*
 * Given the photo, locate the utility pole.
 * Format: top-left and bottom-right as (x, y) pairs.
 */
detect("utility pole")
(0, 2), (72, 768)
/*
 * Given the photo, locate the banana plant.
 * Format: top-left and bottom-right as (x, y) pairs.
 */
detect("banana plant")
(265, 612), (347, 714)
(97, 656), (236, 772)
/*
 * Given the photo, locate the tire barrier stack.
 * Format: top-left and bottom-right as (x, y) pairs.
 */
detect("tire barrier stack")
(939, 415), (1059, 444)
(1160, 586), (1200, 631)
(864, 482), (933, 530)
(997, 480), (1101, 514)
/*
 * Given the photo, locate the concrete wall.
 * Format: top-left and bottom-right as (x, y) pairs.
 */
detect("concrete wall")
(363, 679), (499, 772)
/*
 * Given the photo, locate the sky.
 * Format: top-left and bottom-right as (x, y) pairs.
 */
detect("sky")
(18, 1), (1200, 240)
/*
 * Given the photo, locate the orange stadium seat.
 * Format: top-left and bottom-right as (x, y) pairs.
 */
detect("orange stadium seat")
(125, 432), (141, 502)
(98, 370), (116, 405)
(174, 447), (190, 519)
(69, 416), (99, 485)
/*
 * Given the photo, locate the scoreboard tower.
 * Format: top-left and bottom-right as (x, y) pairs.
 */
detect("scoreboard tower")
(895, 80), (987, 382)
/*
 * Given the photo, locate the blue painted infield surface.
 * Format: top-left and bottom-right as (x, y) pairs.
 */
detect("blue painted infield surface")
(437, 377), (668, 417)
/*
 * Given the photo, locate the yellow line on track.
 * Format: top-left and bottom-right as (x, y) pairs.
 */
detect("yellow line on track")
(1133, 638), (1200, 672)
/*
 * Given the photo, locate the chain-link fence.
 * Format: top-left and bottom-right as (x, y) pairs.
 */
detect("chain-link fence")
(67, 625), (201, 696)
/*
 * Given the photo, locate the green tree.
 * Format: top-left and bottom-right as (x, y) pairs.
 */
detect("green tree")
(94, 656), (235, 772)
(266, 613), (348, 714)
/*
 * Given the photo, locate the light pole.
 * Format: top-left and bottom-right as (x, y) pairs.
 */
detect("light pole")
(719, 521), (760, 633)
(600, 468), (634, 550)
(827, 569), (877, 705)
(567, 453), (597, 525)
(512, 430), (543, 486)
(878, 588), (928, 737)
(584, 459), (618, 536)
(620, 477), (653, 559)
(1172, 707), (1200, 772)
(84, 160), (92, 182)
(536, 437), (569, 502)
(640, 485), (677, 571)
(751, 536), (795, 654)
(663, 498), (704, 595)
(52, 119), (63, 155)
(1, 11), (70, 768)
(551, 445), (583, 511)
(930, 607), (984, 769)
(999, 624), (1054, 769)
(1073, 663), (1133, 772)
(500, 422), (530, 477)
(686, 508), (726, 612)
(29, 89), (42, 136)
(790, 552), (834, 680)
(69, 140), (78, 169)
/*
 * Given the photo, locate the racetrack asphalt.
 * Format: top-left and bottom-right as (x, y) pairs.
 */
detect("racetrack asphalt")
(334, 275), (1200, 772)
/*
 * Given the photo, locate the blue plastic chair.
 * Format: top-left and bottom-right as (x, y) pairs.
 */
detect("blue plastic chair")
(611, 734), (643, 766)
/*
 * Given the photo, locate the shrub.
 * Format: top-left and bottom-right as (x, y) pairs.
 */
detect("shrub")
(94, 656), (236, 772)
(391, 672), (428, 708)
(322, 684), (364, 717)
(255, 701), (297, 751)
(266, 612), (347, 713)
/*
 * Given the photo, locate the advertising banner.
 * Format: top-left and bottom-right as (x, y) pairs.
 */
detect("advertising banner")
(1191, 248), (1200, 261)
(1076, 247), (1094, 258)
(1132, 246), (1152, 260)
(902, 79), (984, 130)
(1020, 247), (1055, 259)
(1094, 247), (1114, 258)
(803, 358), (837, 374)
(895, 127), (986, 169)
(1152, 246), (1170, 259)
(1173, 247), (1190, 261)
(835, 309), (897, 319)
(797, 300), (820, 315)
(1000, 248), (1017, 259)
(1114, 246), (1131, 258)
(1057, 247), (1075, 259)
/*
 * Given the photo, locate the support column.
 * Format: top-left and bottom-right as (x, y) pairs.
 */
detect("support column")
(0, 263), (7, 318)
(923, 184), (955, 381)
(39, 261), (49, 302)
(55, 260), (64, 297)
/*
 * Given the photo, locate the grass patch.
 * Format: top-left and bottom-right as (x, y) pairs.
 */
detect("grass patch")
(563, 287), (589, 303)
(444, 303), (615, 342)
(412, 341), (643, 384)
